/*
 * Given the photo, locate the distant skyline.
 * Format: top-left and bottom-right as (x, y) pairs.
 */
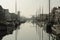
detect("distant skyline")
(0, 0), (60, 18)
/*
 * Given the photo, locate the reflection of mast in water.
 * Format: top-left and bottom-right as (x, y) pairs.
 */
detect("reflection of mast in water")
(42, 7), (43, 40)
(48, 0), (51, 40)
(34, 9), (37, 39)
(35, 7), (42, 40)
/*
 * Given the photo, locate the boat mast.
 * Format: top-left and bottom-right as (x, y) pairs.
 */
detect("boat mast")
(15, 0), (18, 40)
(49, 0), (50, 21)
(42, 7), (43, 40)
(48, 0), (51, 40)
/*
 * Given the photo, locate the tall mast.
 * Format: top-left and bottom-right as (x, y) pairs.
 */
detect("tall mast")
(42, 7), (43, 40)
(49, 0), (50, 21)
(15, 0), (18, 40)
(35, 10), (37, 39)
(15, 0), (17, 14)
(48, 0), (51, 40)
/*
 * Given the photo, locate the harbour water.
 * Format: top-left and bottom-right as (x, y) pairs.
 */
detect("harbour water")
(2, 22), (52, 40)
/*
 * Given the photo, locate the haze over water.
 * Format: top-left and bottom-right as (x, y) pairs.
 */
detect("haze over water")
(2, 22), (39, 40)
(2, 22), (53, 40)
(0, 0), (60, 40)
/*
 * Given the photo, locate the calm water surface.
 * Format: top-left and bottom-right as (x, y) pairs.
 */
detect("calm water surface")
(2, 22), (52, 40)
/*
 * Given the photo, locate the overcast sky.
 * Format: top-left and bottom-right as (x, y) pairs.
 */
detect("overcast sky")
(0, 0), (60, 40)
(0, 0), (60, 18)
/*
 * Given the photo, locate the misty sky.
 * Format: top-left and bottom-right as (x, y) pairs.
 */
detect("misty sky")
(0, 0), (60, 18)
(0, 0), (60, 40)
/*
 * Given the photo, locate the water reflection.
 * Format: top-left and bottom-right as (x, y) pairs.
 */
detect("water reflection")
(2, 22), (39, 40)
(2, 22), (53, 40)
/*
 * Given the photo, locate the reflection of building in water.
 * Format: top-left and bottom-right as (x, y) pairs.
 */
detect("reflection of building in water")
(32, 7), (60, 40)
(0, 5), (26, 40)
